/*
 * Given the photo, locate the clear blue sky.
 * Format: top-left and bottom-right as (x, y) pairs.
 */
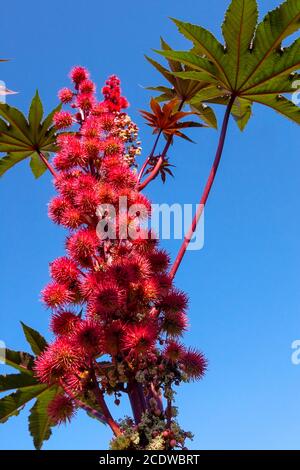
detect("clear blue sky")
(0, 0), (299, 450)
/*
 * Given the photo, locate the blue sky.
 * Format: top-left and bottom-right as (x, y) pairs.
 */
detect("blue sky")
(0, 0), (299, 450)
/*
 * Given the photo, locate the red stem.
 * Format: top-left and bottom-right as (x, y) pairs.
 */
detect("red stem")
(169, 94), (236, 280)
(138, 100), (185, 191)
(94, 388), (122, 437)
(137, 131), (162, 184)
(90, 366), (122, 437)
(60, 381), (106, 423)
(128, 381), (145, 424)
(138, 138), (172, 191)
(38, 151), (57, 177)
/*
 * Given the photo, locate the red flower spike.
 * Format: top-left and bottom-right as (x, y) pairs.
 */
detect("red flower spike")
(36, 66), (206, 444)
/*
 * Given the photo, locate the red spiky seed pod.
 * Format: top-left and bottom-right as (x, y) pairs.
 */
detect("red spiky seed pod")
(161, 311), (188, 337)
(163, 340), (184, 362)
(102, 321), (125, 356)
(50, 257), (79, 286)
(70, 320), (103, 356)
(79, 79), (95, 95)
(148, 250), (170, 273)
(159, 289), (188, 313)
(122, 323), (157, 357)
(48, 197), (68, 225)
(70, 66), (89, 86)
(48, 394), (76, 424)
(180, 348), (208, 381)
(50, 310), (81, 336)
(53, 111), (73, 129)
(34, 339), (81, 384)
(58, 88), (74, 104)
(42, 282), (74, 309)
(66, 229), (99, 267)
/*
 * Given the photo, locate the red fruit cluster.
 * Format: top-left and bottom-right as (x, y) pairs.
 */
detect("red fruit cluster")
(35, 66), (206, 429)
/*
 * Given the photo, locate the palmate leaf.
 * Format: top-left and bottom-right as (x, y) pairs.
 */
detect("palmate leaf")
(0, 324), (61, 448)
(150, 0), (300, 130)
(0, 91), (61, 177)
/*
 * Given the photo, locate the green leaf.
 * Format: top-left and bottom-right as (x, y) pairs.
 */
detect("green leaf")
(242, 39), (300, 94)
(171, 18), (230, 87)
(190, 85), (228, 103)
(0, 152), (32, 176)
(160, 37), (183, 73)
(30, 152), (49, 178)
(28, 386), (58, 450)
(4, 348), (35, 375)
(146, 86), (174, 94)
(0, 94), (60, 177)
(222, 0), (258, 89)
(145, 51), (216, 105)
(0, 103), (31, 144)
(0, 373), (37, 392)
(244, 94), (300, 124)
(190, 103), (218, 129)
(21, 322), (48, 356)
(28, 91), (43, 142)
(171, 70), (217, 83)
(231, 97), (253, 130)
(0, 385), (47, 423)
(155, 49), (218, 79)
(241, 0), (300, 89)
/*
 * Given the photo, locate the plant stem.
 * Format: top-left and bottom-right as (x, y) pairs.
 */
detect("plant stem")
(138, 100), (185, 191)
(90, 366), (122, 437)
(94, 388), (122, 437)
(38, 151), (57, 177)
(128, 381), (145, 424)
(138, 138), (172, 191)
(169, 94), (236, 280)
(60, 381), (106, 423)
(137, 131), (162, 184)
